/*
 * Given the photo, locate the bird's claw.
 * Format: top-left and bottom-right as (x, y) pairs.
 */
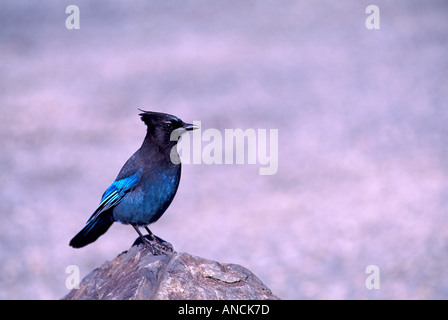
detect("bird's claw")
(132, 234), (174, 255)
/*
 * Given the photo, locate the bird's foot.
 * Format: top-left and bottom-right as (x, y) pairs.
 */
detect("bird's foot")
(145, 236), (174, 255)
(132, 234), (174, 255)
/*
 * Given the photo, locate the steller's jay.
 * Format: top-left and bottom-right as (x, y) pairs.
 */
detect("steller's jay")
(69, 110), (198, 254)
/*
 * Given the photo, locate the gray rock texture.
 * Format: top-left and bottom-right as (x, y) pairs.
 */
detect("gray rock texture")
(63, 244), (279, 300)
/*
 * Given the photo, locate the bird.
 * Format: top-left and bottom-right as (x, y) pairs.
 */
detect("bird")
(69, 110), (198, 254)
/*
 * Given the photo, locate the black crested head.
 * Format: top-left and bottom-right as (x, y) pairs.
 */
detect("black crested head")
(139, 109), (180, 128)
(138, 109), (198, 149)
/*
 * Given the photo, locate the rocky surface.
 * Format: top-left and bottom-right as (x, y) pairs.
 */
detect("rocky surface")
(63, 242), (279, 300)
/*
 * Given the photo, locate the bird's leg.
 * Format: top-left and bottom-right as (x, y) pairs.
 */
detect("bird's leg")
(132, 225), (173, 255)
(132, 225), (152, 245)
(132, 225), (161, 255)
(144, 226), (155, 241)
(144, 226), (174, 253)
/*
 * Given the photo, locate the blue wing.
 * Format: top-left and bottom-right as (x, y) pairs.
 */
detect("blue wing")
(85, 169), (143, 224)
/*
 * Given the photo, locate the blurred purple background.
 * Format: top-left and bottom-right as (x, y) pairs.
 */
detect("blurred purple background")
(1, 0), (448, 299)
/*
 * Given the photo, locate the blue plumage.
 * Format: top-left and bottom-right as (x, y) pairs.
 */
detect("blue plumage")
(85, 169), (143, 225)
(69, 111), (197, 249)
(112, 168), (180, 225)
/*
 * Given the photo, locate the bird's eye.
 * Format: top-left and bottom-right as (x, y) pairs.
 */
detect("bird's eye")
(165, 122), (173, 129)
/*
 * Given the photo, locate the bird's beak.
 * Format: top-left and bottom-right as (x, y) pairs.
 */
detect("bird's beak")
(182, 122), (199, 131)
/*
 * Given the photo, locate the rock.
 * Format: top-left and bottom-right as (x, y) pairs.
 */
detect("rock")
(63, 242), (279, 300)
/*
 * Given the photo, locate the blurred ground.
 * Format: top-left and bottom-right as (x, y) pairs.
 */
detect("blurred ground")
(1, 0), (448, 299)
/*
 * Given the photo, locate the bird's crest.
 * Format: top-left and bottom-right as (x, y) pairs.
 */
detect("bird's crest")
(138, 109), (180, 126)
